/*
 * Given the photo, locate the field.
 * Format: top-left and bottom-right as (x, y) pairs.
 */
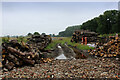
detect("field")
(1, 36), (94, 50)
(1, 36), (28, 43)
(45, 37), (94, 50)
(99, 33), (120, 37)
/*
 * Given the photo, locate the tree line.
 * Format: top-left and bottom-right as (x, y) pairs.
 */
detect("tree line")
(58, 10), (120, 37)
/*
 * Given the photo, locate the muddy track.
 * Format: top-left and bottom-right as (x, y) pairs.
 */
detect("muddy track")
(61, 43), (76, 59)
(42, 43), (63, 59)
(43, 43), (75, 59)
(43, 43), (90, 59)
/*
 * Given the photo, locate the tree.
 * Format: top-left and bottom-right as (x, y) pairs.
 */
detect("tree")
(58, 25), (81, 37)
(52, 34), (55, 37)
(58, 10), (120, 36)
(80, 18), (98, 32)
(41, 33), (46, 35)
(81, 10), (119, 34)
(27, 33), (32, 36)
(34, 32), (40, 35)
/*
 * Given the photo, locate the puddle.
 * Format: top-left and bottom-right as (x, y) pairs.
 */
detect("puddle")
(55, 45), (76, 59)
(54, 45), (67, 59)
(55, 53), (67, 59)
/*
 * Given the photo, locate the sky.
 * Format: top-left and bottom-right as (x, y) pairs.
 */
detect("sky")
(2, 2), (118, 36)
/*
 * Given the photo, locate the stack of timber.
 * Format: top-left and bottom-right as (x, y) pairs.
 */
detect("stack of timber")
(1, 39), (53, 71)
(2, 40), (42, 71)
(27, 34), (52, 50)
(68, 45), (87, 59)
(71, 30), (98, 43)
(88, 39), (120, 58)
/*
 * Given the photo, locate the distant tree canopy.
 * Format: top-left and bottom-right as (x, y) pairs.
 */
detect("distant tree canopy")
(34, 32), (40, 35)
(58, 10), (120, 37)
(27, 33), (32, 36)
(58, 25), (81, 37)
(81, 10), (120, 34)
(41, 33), (46, 35)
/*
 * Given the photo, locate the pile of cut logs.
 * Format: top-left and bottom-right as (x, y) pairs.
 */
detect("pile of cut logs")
(88, 39), (120, 58)
(2, 40), (41, 71)
(27, 35), (52, 50)
(1, 34), (52, 71)
(71, 30), (98, 43)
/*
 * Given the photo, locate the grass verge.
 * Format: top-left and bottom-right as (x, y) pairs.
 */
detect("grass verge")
(45, 37), (94, 50)
(99, 33), (120, 37)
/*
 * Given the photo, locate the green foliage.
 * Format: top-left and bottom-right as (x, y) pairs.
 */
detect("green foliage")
(1, 36), (28, 44)
(2, 37), (9, 43)
(27, 33), (32, 36)
(58, 10), (120, 37)
(45, 37), (94, 50)
(99, 33), (120, 37)
(41, 33), (46, 35)
(49, 34), (57, 37)
(15, 36), (27, 43)
(81, 10), (120, 34)
(81, 18), (98, 32)
(34, 32), (40, 35)
(58, 25), (81, 37)
(17, 36), (24, 42)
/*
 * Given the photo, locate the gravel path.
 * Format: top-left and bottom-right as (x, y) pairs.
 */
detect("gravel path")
(1, 58), (120, 79)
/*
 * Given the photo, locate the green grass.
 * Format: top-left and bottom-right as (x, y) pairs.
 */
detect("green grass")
(0, 36), (94, 50)
(17, 36), (28, 43)
(45, 37), (94, 50)
(1, 36), (28, 43)
(99, 33), (120, 37)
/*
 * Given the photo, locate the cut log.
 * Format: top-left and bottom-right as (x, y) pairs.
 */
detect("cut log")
(7, 47), (35, 65)
(4, 62), (15, 71)
(89, 38), (120, 58)
(5, 53), (20, 66)
(1, 34), (52, 71)
(27, 34), (52, 50)
(71, 30), (98, 43)
(7, 47), (25, 56)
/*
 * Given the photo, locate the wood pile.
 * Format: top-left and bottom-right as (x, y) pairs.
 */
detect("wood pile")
(71, 30), (98, 43)
(2, 40), (41, 71)
(27, 35), (52, 50)
(88, 39), (120, 58)
(1, 34), (52, 71)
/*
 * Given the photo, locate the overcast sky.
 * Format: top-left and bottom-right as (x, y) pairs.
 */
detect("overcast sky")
(2, 2), (118, 36)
